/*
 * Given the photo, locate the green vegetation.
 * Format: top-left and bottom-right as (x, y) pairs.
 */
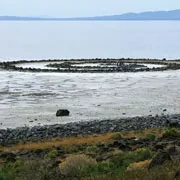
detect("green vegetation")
(0, 127), (180, 179)
(0, 150), (153, 179)
(0, 158), (61, 180)
(109, 132), (123, 140)
(145, 133), (156, 140)
(162, 128), (180, 138)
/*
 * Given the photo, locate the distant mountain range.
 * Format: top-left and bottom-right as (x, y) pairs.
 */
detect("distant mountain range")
(1, 10), (180, 21)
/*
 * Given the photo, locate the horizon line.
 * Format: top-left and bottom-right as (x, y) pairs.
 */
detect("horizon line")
(0, 9), (180, 19)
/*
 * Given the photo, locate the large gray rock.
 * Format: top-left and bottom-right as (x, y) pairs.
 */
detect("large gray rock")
(56, 109), (70, 117)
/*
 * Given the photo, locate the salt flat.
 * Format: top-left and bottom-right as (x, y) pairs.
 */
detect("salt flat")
(0, 70), (180, 129)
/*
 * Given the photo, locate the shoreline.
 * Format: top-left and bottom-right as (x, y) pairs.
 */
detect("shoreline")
(0, 113), (180, 145)
(0, 58), (180, 144)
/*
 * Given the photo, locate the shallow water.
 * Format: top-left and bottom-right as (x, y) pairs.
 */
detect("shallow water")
(0, 70), (180, 128)
(0, 21), (180, 60)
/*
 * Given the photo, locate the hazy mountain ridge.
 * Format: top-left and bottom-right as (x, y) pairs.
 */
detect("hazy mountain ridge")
(1, 10), (180, 21)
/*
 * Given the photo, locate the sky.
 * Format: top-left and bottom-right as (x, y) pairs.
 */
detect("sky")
(0, 0), (180, 17)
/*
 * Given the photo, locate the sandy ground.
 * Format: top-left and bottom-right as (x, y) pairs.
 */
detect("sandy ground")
(0, 68), (180, 129)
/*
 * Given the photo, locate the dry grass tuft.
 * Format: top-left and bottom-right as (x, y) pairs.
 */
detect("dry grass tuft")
(0, 133), (113, 152)
(126, 160), (151, 171)
(59, 154), (96, 177)
(1, 128), (178, 152)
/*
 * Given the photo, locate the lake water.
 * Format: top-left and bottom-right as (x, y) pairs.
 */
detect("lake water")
(0, 21), (180, 61)
(0, 21), (180, 129)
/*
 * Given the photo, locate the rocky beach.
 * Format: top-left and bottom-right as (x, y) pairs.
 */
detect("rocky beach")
(0, 113), (180, 145)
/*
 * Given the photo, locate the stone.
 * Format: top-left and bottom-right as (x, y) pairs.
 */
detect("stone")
(56, 109), (70, 117)
(1, 114), (180, 145)
(148, 151), (172, 169)
(174, 170), (180, 180)
(166, 145), (180, 156)
(0, 152), (16, 162)
(108, 140), (131, 150)
(169, 121), (180, 128)
(153, 144), (164, 151)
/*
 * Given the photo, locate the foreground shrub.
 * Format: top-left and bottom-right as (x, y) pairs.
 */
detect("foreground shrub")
(109, 149), (153, 175)
(145, 133), (156, 141)
(86, 146), (99, 154)
(124, 160), (180, 180)
(0, 159), (24, 180)
(81, 149), (152, 178)
(0, 158), (61, 180)
(110, 133), (123, 140)
(162, 128), (179, 138)
(44, 149), (57, 159)
(60, 154), (97, 177)
(0, 164), (17, 180)
(84, 174), (123, 180)
(135, 148), (153, 161)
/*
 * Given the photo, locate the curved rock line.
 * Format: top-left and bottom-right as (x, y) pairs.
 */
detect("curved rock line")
(0, 58), (180, 73)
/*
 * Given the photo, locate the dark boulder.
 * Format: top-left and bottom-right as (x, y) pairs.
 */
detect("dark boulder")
(148, 151), (172, 169)
(166, 145), (180, 156)
(56, 109), (70, 117)
(108, 140), (131, 150)
(169, 121), (180, 128)
(153, 143), (164, 151)
(0, 152), (16, 162)
(174, 170), (180, 180)
(99, 146), (109, 153)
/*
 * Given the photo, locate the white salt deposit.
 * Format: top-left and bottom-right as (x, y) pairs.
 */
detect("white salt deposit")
(0, 68), (180, 128)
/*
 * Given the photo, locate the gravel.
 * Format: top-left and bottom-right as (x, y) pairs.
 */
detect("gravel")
(0, 114), (180, 145)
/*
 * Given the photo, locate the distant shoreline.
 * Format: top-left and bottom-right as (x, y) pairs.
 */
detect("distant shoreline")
(1, 19), (180, 22)
(1, 9), (180, 21)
